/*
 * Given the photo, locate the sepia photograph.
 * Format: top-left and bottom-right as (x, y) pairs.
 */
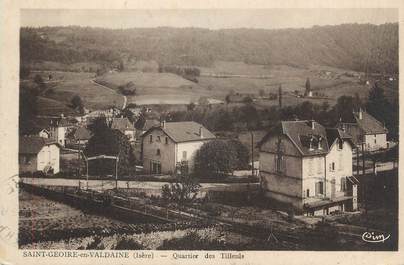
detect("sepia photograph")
(17, 8), (398, 252)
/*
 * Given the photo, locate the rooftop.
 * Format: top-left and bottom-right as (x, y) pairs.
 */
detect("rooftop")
(145, 121), (216, 143)
(19, 136), (59, 154)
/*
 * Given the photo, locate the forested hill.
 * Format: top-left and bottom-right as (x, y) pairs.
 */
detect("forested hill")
(21, 23), (398, 74)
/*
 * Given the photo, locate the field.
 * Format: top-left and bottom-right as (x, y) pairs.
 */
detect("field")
(28, 71), (124, 112)
(24, 61), (397, 115)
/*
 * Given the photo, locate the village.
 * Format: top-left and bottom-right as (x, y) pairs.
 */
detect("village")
(18, 68), (398, 250)
(16, 17), (399, 251)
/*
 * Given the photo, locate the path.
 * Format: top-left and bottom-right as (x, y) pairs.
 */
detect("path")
(90, 79), (127, 110)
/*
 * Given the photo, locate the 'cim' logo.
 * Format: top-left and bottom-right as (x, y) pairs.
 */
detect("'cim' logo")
(362, 231), (390, 243)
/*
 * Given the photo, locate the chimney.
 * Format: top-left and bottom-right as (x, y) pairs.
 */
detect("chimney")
(161, 120), (166, 129)
(199, 127), (203, 138)
(358, 108), (363, 120)
(310, 120), (315, 130)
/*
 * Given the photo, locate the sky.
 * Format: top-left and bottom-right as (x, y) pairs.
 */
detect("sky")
(21, 9), (398, 30)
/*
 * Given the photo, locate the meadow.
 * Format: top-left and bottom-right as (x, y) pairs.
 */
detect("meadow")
(27, 61), (385, 114)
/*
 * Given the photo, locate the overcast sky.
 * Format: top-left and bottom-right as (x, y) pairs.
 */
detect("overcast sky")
(21, 9), (398, 29)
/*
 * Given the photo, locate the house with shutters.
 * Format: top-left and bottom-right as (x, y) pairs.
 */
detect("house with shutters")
(19, 136), (61, 174)
(258, 120), (358, 215)
(141, 121), (216, 174)
(338, 108), (388, 151)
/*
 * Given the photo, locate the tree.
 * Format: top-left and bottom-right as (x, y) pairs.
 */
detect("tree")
(71, 95), (84, 113)
(187, 102), (196, 111)
(258, 89), (265, 98)
(366, 82), (397, 140)
(305, 77), (311, 95)
(243, 96), (253, 104)
(161, 174), (201, 207)
(85, 117), (136, 176)
(194, 140), (238, 178)
(228, 140), (250, 170)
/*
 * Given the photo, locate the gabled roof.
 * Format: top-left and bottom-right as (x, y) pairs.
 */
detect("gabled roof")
(19, 136), (59, 154)
(74, 127), (92, 140)
(353, 111), (388, 135)
(110, 117), (135, 132)
(144, 121), (216, 143)
(258, 120), (329, 156)
(142, 119), (160, 131)
(325, 128), (355, 148)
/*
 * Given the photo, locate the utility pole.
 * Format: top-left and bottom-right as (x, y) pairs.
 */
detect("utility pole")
(278, 84), (282, 110)
(356, 146), (360, 176)
(251, 131), (254, 176)
(115, 156), (119, 190)
(362, 142), (365, 176)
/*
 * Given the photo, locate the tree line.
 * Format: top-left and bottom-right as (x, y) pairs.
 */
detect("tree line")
(21, 23), (398, 74)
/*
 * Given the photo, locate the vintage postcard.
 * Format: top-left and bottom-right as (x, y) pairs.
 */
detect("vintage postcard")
(0, 0), (403, 264)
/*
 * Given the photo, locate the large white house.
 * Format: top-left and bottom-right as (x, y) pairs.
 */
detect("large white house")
(19, 136), (61, 174)
(258, 120), (358, 215)
(141, 121), (216, 174)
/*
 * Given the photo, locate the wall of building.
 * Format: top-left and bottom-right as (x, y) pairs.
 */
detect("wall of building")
(259, 135), (303, 210)
(142, 128), (176, 174)
(176, 140), (209, 172)
(325, 140), (353, 199)
(37, 144), (60, 173)
(302, 156), (326, 202)
(364, 133), (387, 151)
(57, 127), (66, 146)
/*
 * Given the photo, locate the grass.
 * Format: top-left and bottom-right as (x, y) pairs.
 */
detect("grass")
(26, 61), (372, 114)
(30, 71), (124, 110)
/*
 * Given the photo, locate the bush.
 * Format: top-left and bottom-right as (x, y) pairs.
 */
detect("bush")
(114, 237), (144, 250)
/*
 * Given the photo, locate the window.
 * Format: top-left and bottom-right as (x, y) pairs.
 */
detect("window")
(182, 151), (187, 161)
(165, 137), (168, 144)
(338, 139), (343, 150)
(329, 162), (335, 172)
(157, 136), (161, 142)
(308, 158), (313, 176)
(340, 177), (347, 192)
(306, 189), (310, 198)
(156, 149), (161, 156)
(149, 135), (153, 143)
(315, 181), (324, 195)
(150, 161), (161, 174)
(275, 154), (285, 173)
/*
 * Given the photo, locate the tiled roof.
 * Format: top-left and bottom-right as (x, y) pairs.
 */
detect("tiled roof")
(325, 128), (355, 148)
(354, 111), (388, 135)
(110, 118), (135, 132)
(145, 121), (216, 143)
(259, 120), (329, 156)
(19, 136), (58, 154)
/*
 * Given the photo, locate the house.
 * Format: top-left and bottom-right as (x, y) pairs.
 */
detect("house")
(338, 108), (388, 151)
(110, 117), (136, 142)
(19, 136), (61, 174)
(258, 120), (358, 215)
(142, 121), (216, 174)
(26, 116), (72, 147)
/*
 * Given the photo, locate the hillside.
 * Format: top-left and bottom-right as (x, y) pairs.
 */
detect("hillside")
(20, 23), (398, 74)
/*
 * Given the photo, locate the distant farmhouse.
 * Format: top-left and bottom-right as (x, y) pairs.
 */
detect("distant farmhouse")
(142, 121), (216, 174)
(258, 120), (358, 215)
(338, 108), (388, 151)
(110, 117), (136, 142)
(19, 136), (61, 174)
(24, 116), (73, 147)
